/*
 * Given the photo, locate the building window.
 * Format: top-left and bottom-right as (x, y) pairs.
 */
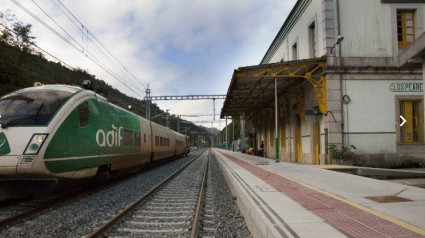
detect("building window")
(309, 22), (316, 58)
(292, 42), (298, 60)
(400, 99), (423, 144)
(397, 10), (415, 49)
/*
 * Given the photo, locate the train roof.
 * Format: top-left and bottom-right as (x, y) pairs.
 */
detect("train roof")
(1, 85), (83, 98)
(22, 85), (83, 94)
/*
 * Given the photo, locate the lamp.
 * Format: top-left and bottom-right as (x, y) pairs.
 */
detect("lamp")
(331, 35), (344, 55)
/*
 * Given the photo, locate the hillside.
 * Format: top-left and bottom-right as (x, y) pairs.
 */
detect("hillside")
(0, 40), (209, 145)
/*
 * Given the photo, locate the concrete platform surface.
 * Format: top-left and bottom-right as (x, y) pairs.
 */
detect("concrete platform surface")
(212, 149), (425, 238)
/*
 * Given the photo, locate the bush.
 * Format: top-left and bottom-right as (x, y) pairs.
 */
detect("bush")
(328, 144), (357, 160)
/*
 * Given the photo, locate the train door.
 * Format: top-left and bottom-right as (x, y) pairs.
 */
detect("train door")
(141, 120), (151, 158)
(296, 115), (302, 163)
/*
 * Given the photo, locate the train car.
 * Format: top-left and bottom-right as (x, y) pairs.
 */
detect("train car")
(0, 84), (187, 181)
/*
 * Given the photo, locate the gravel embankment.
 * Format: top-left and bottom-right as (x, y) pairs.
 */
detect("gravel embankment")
(200, 152), (252, 237)
(0, 154), (196, 238)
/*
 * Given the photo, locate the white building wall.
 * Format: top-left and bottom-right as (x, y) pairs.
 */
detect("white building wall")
(338, 0), (393, 57)
(259, 0), (425, 165)
(269, 0), (324, 63)
(339, 0), (425, 58)
(344, 79), (422, 153)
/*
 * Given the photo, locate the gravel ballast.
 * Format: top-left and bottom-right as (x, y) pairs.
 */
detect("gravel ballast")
(0, 154), (195, 238)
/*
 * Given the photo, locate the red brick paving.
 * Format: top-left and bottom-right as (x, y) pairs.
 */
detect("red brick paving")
(219, 151), (424, 238)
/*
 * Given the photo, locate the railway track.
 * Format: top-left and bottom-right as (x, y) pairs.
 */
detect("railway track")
(0, 184), (92, 231)
(0, 150), (203, 233)
(88, 149), (210, 237)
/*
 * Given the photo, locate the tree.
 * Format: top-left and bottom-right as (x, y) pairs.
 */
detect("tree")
(12, 21), (35, 53)
(0, 9), (15, 44)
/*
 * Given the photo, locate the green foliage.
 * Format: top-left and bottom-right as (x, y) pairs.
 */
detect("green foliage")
(328, 144), (357, 160)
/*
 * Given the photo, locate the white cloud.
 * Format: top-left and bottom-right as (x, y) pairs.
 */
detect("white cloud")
(0, 0), (295, 128)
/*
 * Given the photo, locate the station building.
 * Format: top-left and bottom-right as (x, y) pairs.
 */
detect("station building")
(221, 0), (425, 167)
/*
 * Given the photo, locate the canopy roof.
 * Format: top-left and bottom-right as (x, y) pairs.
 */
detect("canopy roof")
(220, 56), (327, 119)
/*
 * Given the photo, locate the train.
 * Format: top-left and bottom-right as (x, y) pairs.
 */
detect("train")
(0, 84), (190, 181)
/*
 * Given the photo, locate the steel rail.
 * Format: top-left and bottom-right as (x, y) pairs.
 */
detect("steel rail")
(87, 149), (208, 238)
(190, 149), (210, 238)
(0, 151), (201, 232)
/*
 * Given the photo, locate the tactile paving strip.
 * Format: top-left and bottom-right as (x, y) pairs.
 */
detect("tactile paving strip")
(220, 152), (424, 238)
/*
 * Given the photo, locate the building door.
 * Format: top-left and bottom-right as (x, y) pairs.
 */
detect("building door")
(400, 99), (423, 144)
(296, 115), (302, 162)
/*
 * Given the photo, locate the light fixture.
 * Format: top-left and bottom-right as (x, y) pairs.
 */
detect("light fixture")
(331, 35), (344, 55)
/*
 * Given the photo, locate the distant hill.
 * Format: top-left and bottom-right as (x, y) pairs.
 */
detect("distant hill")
(0, 41), (209, 144)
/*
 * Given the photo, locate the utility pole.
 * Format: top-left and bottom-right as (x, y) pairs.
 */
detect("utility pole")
(165, 109), (170, 128)
(145, 84), (151, 121)
(274, 78), (279, 163)
(225, 117), (228, 150)
(211, 122), (214, 148)
(177, 116), (180, 133)
(213, 98), (216, 121)
(240, 114), (245, 152)
(232, 121), (235, 152)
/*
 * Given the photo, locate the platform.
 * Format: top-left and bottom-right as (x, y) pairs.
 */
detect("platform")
(212, 149), (425, 238)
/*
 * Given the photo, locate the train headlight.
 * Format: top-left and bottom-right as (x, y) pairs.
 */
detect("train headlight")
(24, 134), (48, 155)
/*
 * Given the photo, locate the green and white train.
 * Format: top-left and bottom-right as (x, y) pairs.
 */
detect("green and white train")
(0, 84), (189, 181)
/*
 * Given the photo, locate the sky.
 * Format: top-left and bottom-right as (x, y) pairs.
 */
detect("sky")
(0, 0), (296, 129)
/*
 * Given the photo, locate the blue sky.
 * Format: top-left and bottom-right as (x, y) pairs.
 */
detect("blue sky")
(0, 0), (296, 129)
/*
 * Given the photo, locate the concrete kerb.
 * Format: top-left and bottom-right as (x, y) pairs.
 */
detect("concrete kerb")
(212, 149), (283, 238)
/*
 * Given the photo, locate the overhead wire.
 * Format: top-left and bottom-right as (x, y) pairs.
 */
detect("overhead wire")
(49, 0), (129, 83)
(10, 0), (145, 98)
(30, 0), (144, 94)
(54, 0), (147, 90)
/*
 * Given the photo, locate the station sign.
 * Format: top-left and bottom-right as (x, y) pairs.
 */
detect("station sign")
(390, 82), (423, 92)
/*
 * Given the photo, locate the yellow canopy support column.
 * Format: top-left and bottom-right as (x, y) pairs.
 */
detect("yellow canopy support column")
(305, 63), (327, 114)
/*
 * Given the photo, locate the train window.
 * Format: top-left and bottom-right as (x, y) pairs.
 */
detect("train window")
(0, 89), (72, 127)
(123, 129), (133, 146)
(155, 136), (159, 146)
(160, 137), (164, 146)
(78, 102), (89, 127)
(135, 132), (141, 146)
(144, 133), (146, 143)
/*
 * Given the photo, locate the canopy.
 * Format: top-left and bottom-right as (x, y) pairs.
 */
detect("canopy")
(220, 56), (327, 119)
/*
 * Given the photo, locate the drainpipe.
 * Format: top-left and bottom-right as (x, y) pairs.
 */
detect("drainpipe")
(336, 0), (345, 147)
(325, 128), (328, 164)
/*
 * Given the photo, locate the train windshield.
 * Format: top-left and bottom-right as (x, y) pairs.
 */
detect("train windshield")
(0, 90), (73, 127)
